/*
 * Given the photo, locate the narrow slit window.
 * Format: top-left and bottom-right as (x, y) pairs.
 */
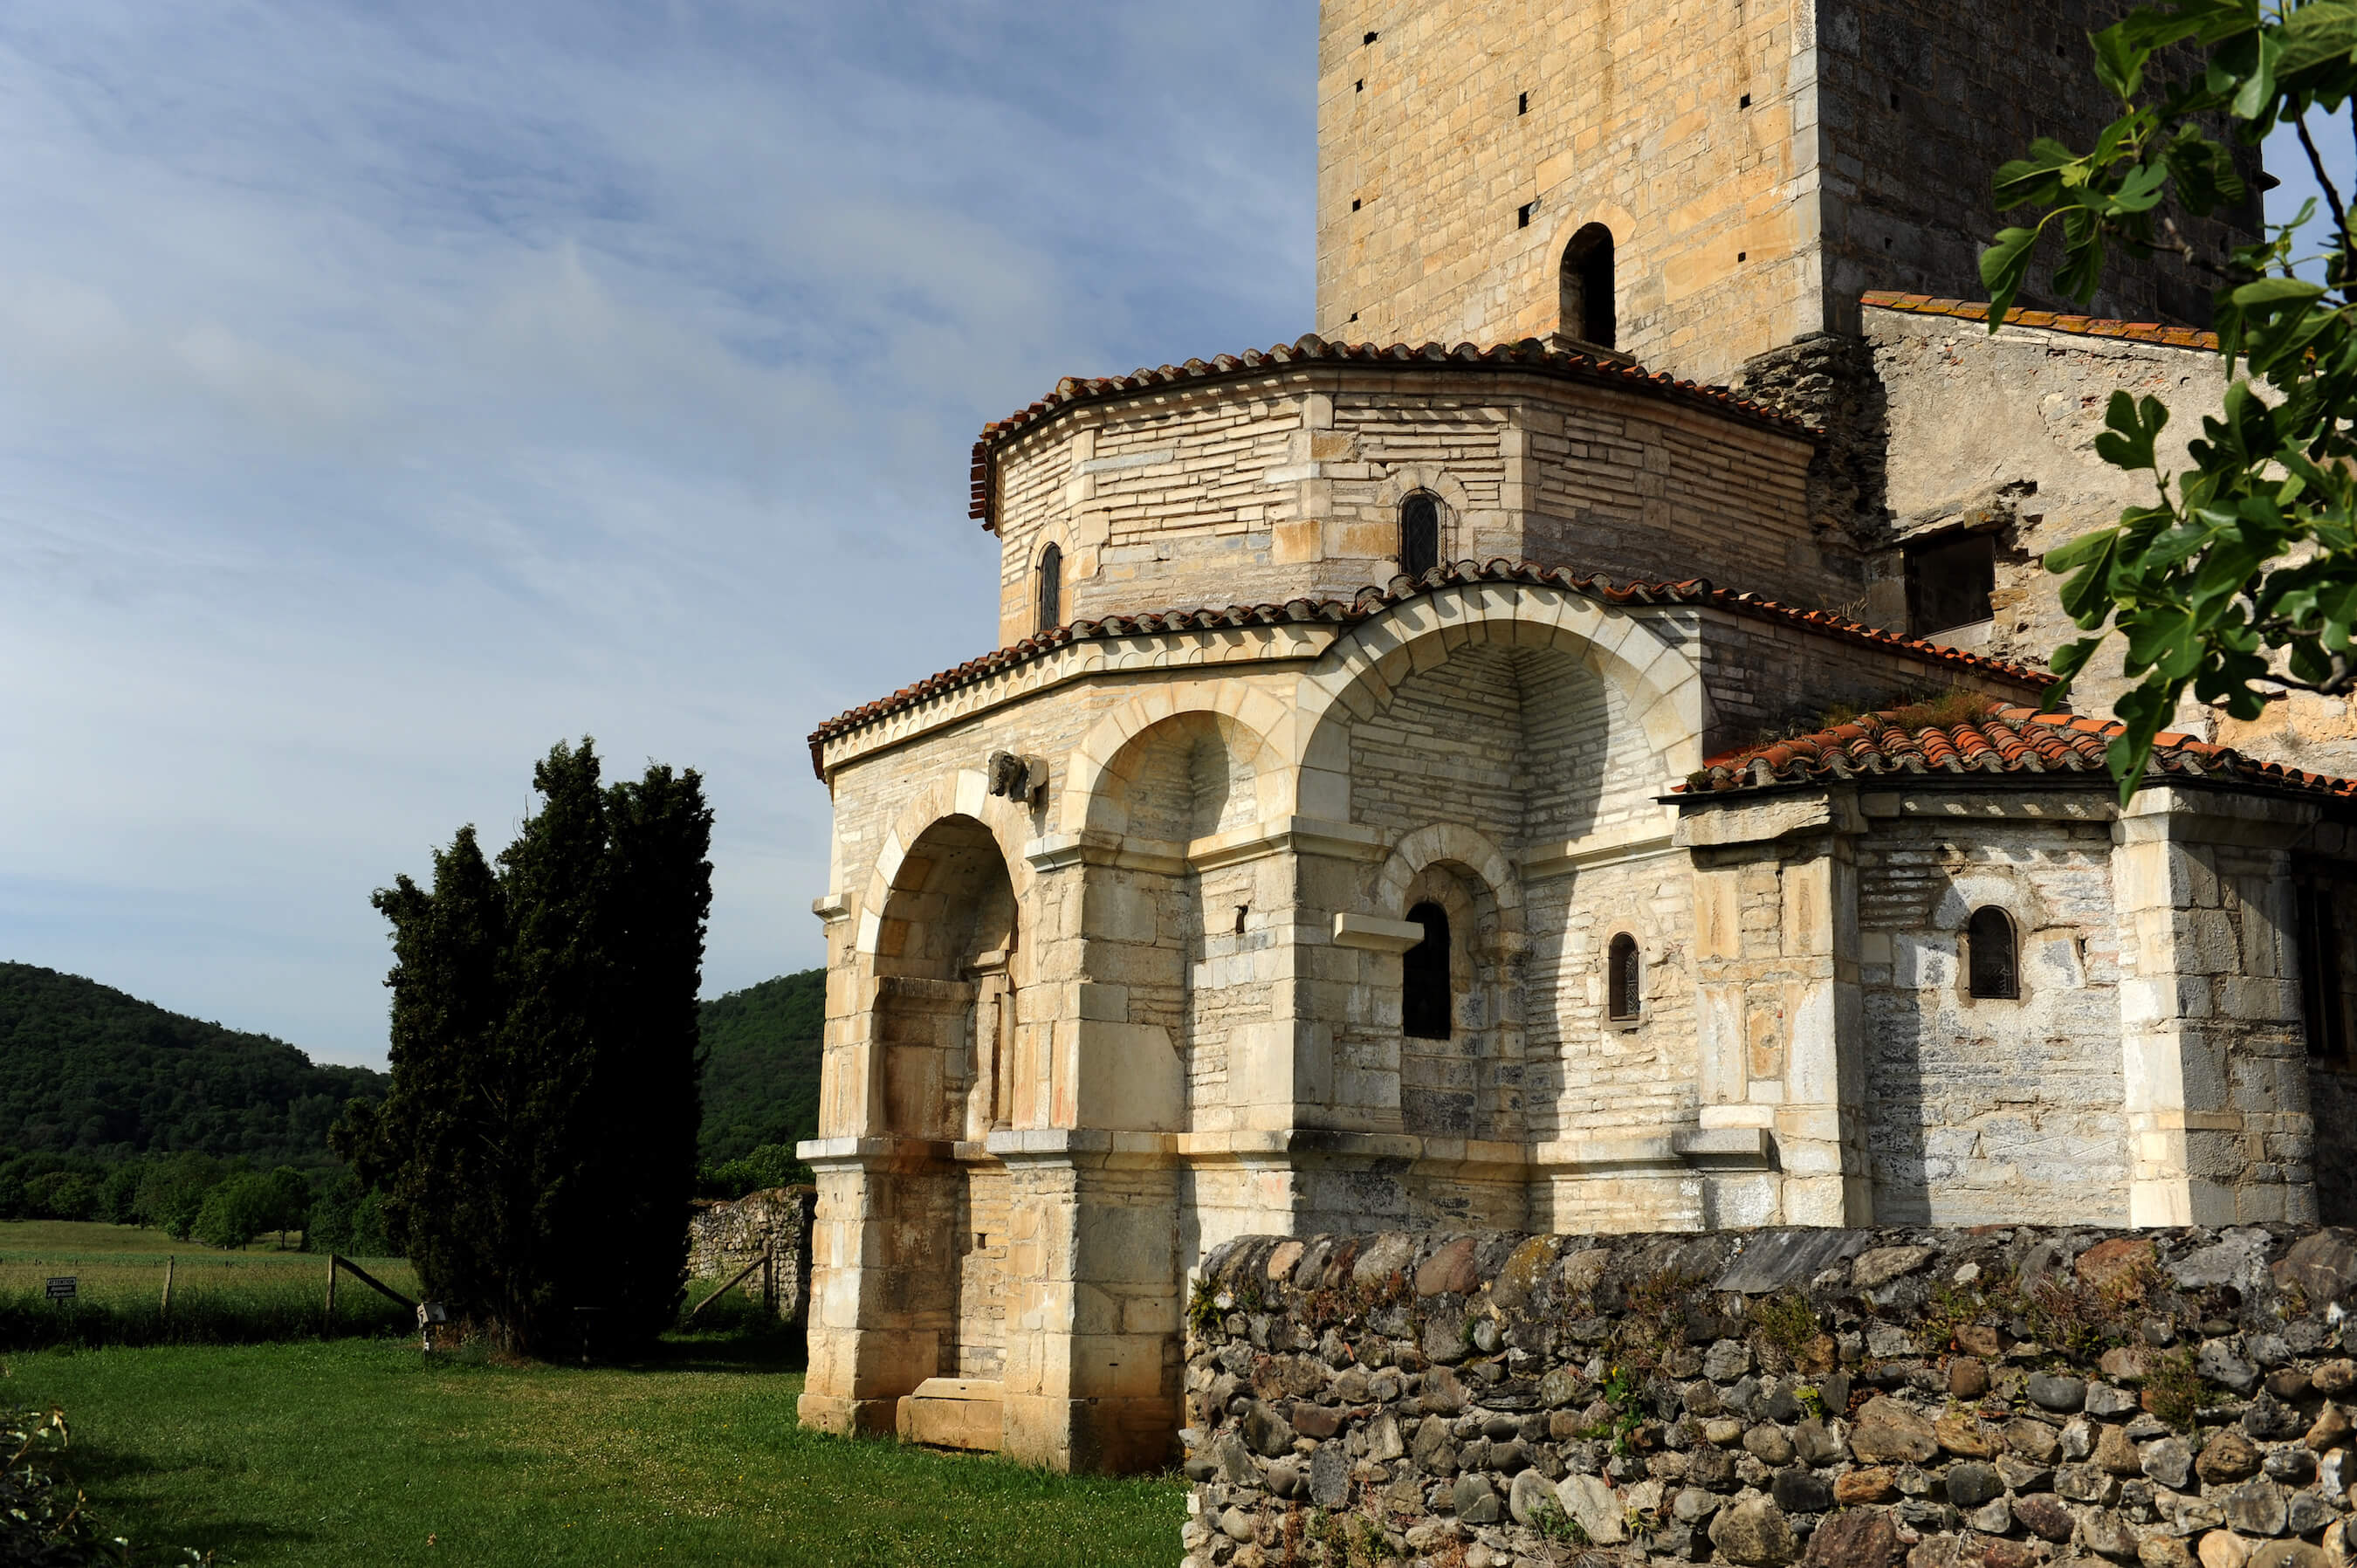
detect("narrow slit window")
(2297, 879), (2347, 1058)
(1967, 907), (2018, 1000)
(1558, 224), (1616, 349)
(1399, 492), (1440, 578)
(1518, 91), (1529, 114)
(1035, 542), (1062, 632)
(1607, 932), (1641, 1021)
(1403, 902), (1452, 1040)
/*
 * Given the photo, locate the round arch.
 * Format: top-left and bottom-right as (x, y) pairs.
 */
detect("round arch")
(855, 768), (1039, 959)
(1288, 579), (1708, 817)
(1055, 683), (1295, 840)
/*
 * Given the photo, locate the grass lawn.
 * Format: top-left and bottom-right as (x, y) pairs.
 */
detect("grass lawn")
(4, 1332), (1185, 1567)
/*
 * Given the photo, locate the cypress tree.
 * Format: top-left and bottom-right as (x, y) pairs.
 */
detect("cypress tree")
(337, 739), (711, 1356)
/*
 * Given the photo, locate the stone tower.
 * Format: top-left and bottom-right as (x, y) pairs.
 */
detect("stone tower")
(1315, 0), (2262, 384)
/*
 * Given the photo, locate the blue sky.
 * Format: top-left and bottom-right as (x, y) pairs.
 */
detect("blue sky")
(0, 3), (2333, 1068)
(0, 2), (1316, 1064)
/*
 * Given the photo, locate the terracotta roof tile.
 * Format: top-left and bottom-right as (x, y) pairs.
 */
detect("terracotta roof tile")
(1862, 291), (2221, 351)
(807, 559), (2050, 776)
(968, 334), (1814, 531)
(1681, 698), (2357, 801)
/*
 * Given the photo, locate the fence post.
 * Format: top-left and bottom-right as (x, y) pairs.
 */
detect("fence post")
(161, 1255), (175, 1326)
(326, 1254), (337, 1331)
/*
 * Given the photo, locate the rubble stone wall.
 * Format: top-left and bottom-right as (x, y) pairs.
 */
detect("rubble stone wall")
(686, 1186), (814, 1324)
(1183, 1225), (2357, 1568)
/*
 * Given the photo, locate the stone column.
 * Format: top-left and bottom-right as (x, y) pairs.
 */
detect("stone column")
(796, 1135), (956, 1438)
(1679, 788), (1871, 1226)
(993, 1131), (1182, 1474)
(2112, 787), (2319, 1226)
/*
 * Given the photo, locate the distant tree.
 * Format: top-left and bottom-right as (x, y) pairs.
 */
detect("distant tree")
(303, 1170), (393, 1256)
(133, 1152), (226, 1239)
(193, 1172), (278, 1249)
(336, 739), (711, 1358)
(263, 1167), (313, 1244)
(99, 1161), (143, 1225)
(698, 1142), (803, 1200)
(24, 1172), (98, 1222)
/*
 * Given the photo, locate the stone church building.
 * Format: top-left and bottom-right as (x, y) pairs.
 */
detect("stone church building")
(794, 0), (2357, 1473)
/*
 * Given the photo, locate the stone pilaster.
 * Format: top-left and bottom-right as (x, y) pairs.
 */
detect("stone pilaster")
(2112, 787), (2319, 1226)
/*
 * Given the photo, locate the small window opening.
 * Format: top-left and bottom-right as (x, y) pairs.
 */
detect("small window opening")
(1558, 223), (1616, 349)
(1967, 907), (2019, 1000)
(1518, 91), (1529, 114)
(1736, 251), (1747, 263)
(1355, 79), (1364, 92)
(1234, 904), (1249, 935)
(1905, 532), (1997, 636)
(1739, 93), (1751, 108)
(1398, 492), (1441, 577)
(1403, 902), (1452, 1040)
(2297, 879), (2347, 1058)
(1364, 30), (1378, 44)
(1517, 202), (1534, 229)
(1607, 933), (1642, 1021)
(1034, 541), (1062, 633)
(1352, 197), (1362, 211)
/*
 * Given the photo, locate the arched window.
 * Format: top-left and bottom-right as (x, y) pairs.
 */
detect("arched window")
(1035, 542), (1062, 632)
(1607, 932), (1641, 1021)
(1403, 901), (1452, 1040)
(1559, 224), (1617, 349)
(1967, 907), (2018, 1000)
(1399, 492), (1440, 578)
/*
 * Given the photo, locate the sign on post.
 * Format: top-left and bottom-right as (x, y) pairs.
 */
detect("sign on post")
(45, 1276), (75, 1301)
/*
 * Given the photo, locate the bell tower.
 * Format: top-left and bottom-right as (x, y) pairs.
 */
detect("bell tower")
(1315, 0), (2260, 386)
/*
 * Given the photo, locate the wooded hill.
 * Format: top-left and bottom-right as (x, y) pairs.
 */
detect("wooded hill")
(0, 961), (827, 1177)
(0, 963), (387, 1166)
(696, 969), (823, 1168)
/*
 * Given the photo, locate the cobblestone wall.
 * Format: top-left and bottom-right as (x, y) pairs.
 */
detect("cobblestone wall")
(686, 1186), (814, 1324)
(1183, 1225), (2357, 1568)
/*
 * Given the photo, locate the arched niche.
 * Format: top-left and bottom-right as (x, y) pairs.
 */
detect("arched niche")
(866, 810), (1022, 1384)
(1088, 708), (1281, 849)
(1289, 581), (1705, 817)
(1371, 825), (1528, 1144)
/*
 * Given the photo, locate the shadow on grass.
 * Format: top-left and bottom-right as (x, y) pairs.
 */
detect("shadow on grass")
(57, 1439), (320, 1564)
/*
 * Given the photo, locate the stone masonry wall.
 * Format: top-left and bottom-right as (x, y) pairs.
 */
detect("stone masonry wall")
(687, 1186), (814, 1324)
(987, 371), (1824, 652)
(1184, 1224), (2357, 1568)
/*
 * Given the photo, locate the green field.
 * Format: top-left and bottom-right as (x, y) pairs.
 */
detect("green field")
(5, 1336), (1185, 1566)
(0, 1220), (416, 1348)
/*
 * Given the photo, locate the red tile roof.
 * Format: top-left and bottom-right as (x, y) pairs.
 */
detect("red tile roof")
(969, 334), (1814, 532)
(807, 559), (2051, 777)
(1862, 291), (2220, 351)
(1683, 698), (2357, 800)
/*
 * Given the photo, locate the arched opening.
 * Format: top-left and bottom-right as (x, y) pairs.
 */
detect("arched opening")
(1559, 224), (1616, 349)
(1606, 932), (1640, 1021)
(872, 815), (1020, 1386)
(1967, 906), (2018, 1000)
(1034, 542), (1062, 633)
(1399, 492), (1441, 579)
(1403, 901), (1452, 1041)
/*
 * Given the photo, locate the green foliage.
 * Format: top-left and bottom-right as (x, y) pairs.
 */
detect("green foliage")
(1750, 1290), (1823, 1367)
(0, 1405), (196, 1565)
(0, 962), (385, 1166)
(2144, 1346), (2226, 1427)
(132, 1154), (226, 1241)
(695, 970), (823, 1173)
(1985, 0), (2357, 797)
(698, 1143), (804, 1201)
(336, 739), (713, 1358)
(300, 1170), (391, 1257)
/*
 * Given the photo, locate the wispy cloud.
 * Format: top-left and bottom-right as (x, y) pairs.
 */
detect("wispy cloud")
(0, 0), (1315, 1063)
